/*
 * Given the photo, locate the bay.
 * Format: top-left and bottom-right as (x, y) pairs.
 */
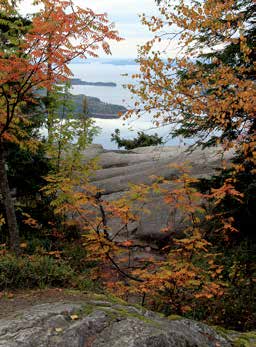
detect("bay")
(69, 62), (185, 149)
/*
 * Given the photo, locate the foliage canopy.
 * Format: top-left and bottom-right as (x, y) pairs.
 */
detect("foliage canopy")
(127, 0), (255, 158)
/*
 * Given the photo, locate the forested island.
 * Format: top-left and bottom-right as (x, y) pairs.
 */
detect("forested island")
(69, 78), (117, 87)
(71, 58), (138, 65)
(67, 94), (127, 118)
(37, 89), (127, 118)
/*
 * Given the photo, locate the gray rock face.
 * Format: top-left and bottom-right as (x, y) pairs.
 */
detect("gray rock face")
(86, 145), (233, 243)
(81, 144), (106, 161)
(0, 299), (233, 347)
(86, 145), (233, 192)
(92, 145), (233, 193)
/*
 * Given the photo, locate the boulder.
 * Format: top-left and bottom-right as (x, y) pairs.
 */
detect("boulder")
(0, 296), (243, 347)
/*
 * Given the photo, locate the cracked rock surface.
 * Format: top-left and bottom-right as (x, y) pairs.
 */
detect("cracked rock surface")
(80, 145), (234, 243)
(0, 298), (233, 347)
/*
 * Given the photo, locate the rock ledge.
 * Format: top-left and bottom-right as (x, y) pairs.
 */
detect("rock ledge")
(1, 294), (251, 347)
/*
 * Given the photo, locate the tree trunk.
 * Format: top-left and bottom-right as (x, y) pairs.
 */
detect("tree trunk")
(0, 141), (20, 254)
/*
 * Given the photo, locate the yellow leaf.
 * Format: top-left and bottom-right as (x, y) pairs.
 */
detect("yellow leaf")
(20, 243), (27, 249)
(70, 314), (79, 320)
(55, 328), (63, 333)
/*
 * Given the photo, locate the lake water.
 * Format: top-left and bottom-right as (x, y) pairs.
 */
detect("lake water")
(69, 63), (185, 149)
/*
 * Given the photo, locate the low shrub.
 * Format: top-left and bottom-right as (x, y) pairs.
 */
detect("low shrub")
(111, 128), (163, 150)
(0, 254), (75, 290)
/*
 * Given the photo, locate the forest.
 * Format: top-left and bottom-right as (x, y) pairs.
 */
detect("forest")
(0, 0), (255, 344)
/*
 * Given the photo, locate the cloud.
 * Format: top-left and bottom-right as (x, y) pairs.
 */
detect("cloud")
(18, 0), (164, 58)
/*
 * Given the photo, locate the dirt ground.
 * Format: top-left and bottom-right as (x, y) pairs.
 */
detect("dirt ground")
(0, 288), (94, 319)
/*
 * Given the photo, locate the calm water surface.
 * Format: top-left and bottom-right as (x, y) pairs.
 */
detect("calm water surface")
(69, 63), (184, 149)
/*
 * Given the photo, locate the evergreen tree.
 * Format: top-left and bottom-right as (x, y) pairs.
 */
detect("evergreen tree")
(111, 129), (163, 149)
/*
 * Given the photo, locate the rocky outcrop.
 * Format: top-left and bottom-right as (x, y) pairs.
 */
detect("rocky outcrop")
(82, 145), (233, 243)
(89, 145), (233, 193)
(1, 295), (250, 347)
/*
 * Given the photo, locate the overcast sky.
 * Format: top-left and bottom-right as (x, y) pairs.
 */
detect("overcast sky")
(19, 0), (165, 58)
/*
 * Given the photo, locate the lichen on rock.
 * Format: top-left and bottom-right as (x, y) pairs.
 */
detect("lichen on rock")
(0, 295), (237, 347)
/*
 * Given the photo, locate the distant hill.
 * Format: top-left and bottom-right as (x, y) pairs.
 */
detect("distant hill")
(100, 59), (138, 66)
(70, 58), (138, 65)
(69, 78), (117, 87)
(70, 58), (178, 66)
(35, 89), (127, 119)
(72, 94), (127, 119)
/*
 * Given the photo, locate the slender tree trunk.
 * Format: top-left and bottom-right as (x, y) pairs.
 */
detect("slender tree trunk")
(46, 40), (53, 142)
(0, 140), (20, 254)
(46, 88), (54, 142)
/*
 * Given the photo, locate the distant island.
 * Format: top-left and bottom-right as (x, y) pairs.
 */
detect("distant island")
(70, 58), (138, 66)
(36, 89), (127, 119)
(72, 94), (127, 119)
(69, 78), (117, 87)
(99, 59), (138, 66)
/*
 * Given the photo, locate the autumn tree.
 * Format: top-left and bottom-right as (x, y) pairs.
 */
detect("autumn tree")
(128, 0), (255, 153)
(0, 0), (121, 253)
(124, 0), (255, 328)
(0, 4), (31, 254)
(126, 0), (256, 240)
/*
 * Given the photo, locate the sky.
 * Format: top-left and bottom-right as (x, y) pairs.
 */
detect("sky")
(19, 0), (164, 59)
